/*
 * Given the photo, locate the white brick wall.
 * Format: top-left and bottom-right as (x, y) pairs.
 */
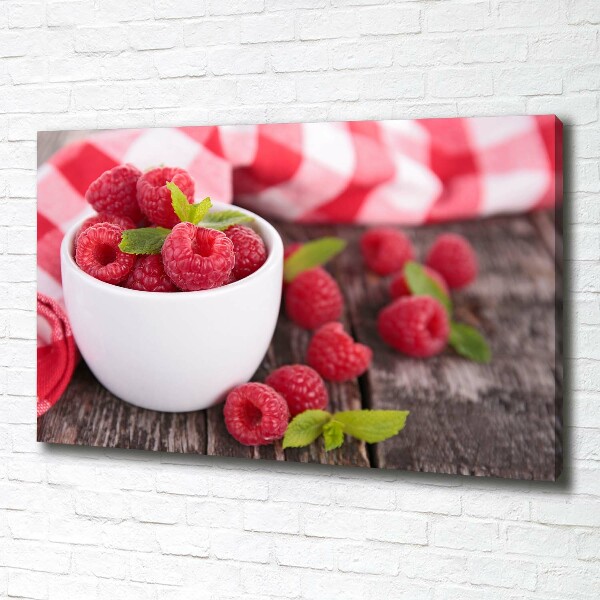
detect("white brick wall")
(0, 1), (599, 598)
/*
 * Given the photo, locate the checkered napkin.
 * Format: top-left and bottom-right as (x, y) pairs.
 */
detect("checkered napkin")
(37, 115), (561, 415)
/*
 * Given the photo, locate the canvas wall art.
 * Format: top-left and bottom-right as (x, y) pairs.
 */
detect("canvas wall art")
(37, 116), (563, 480)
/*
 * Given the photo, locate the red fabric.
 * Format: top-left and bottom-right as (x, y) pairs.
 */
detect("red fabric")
(36, 117), (562, 415)
(37, 294), (77, 417)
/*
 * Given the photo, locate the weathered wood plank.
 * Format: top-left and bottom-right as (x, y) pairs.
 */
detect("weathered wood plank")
(337, 215), (562, 480)
(37, 362), (207, 454)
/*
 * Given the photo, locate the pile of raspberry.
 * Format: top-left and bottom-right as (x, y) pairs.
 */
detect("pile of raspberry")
(360, 227), (478, 358)
(74, 164), (267, 292)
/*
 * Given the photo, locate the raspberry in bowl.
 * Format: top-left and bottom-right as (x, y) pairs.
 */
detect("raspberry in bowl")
(60, 202), (284, 412)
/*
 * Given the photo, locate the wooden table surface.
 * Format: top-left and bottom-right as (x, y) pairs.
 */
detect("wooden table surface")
(37, 131), (563, 480)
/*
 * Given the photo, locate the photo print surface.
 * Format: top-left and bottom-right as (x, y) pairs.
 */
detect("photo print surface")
(37, 116), (563, 480)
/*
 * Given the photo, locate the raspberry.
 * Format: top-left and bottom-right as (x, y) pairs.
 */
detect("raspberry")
(425, 233), (478, 289)
(306, 322), (372, 382)
(225, 225), (267, 281)
(136, 166), (195, 228)
(360, 227), (414, 276)
(224, 383), (289, 446)
(85, 164), (142, 221)
(161, 222), (234, 291)
(390, 265), (449, 299)
(377, 296), (449, 358)
(124, 255), (177, 293)
(75, 213), (136, 247)
(75, 222), (135, 285)
(265, 365), (328, 417)
(285, 268), (343, 330)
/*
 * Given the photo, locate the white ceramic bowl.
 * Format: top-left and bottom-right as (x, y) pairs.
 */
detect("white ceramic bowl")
(60, 203), (283, 412)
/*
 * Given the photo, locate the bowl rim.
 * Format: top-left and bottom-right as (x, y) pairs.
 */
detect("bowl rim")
(60, 201), (284, 299)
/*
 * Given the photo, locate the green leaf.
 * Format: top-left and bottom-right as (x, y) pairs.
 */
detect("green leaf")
(334, 410), (409, 444)
(200, 210), (254, 231)
(322, 420), (345, 451)
(283, 237), (347, 283)
(187, 197), (212, 225)
(168, 181), (192, 223)
(449, 322), (492, 363)
(167, 181), (212, 225)
(119, 227), (171, 255)
(282, 410), (331, 449)
(404, 261), (452, 315)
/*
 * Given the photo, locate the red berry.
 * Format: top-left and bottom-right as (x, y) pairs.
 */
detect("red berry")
(85, 164), (142, 221)
(360, 227), (414, 276)
(161, 222), (234, 291)
(306, 322), (372, 382)
(425, 233), (478, 289)
(75, 222), (135, 285)
(390, 265), (449, 299)
(124, 255), (177, 292)
(265, 365), (328, 417)
(225, 225), (267, 281)
(377, 296), (449, 358)
(136, 166), (195, 228)
(285, 268), (343, 330)
(224, 382), (289, 446)
(75, 213), (136, 247)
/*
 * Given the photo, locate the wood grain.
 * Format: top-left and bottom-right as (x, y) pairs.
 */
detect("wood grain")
(37, 214), (562, 480)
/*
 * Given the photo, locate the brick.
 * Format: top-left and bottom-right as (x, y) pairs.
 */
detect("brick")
(337, 542), (399, 575)
(275, 536), (335, 569)
(209, 46), (266, 75)
(532, 497), (600, 527)
(459, 33), (528, 63)
(184, 18), (239, 46)
(468, 555), (537, 590)
(211, 529), (271, 563)
(131, 493), (186, 524)
(154, 49), (207, 78)
(72, 548), (128, 580)
(427, 2), (486, 32)
(155, 525), (210, 557)
(208, 0), (264, 15)
(96, 0), (153, 22)
(129, 554), (185, 586)
(495, 0), (562, 28)
(359, 5), (421, 35)
(46, 1), (95, 27)
(463, 492), (530, 520)
(303, 506), (366, 540)
(434, 519), (496, 551)
(538, 563), (600, 597)
(75, 490), (130, 520)
(244, 501), (300, 533)
(334, 482), (395, 510)
(430, 68), (493, 98)
(240, 13), (294, 43)
(495, 65), (563, 96)
(567, 0), (600, 25)
(0, 31), (34, 57)
(74, 26), (128, 53)
(9, 2), (45, 28)
(505, 524), (573, 557)
(529, 31), (597, 62)
(297, 10), (357, 40)
(331, 40), (393, 70)
(271, 41), (329, 73)
(154, 0), (206, 19)
(8, 569), (48, 600)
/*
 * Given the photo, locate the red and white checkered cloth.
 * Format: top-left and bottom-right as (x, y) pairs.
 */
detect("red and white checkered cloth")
(37, 116), (562, 415)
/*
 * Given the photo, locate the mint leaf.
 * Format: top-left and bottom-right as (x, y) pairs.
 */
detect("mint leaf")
(187, 197), (212, 225)
(167, 181), (212, 225)
(119, 227), (171, 255)
(323, 420), (344, 451)
(168, 181), (192, 223)
(334, 410), (409, 444)
(282, 410), (331, 449)
(449, 322), (491, 363)
(283, 237), (346, 283)
(200, 210), (254, 231)
(404, 261), (452, 315)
